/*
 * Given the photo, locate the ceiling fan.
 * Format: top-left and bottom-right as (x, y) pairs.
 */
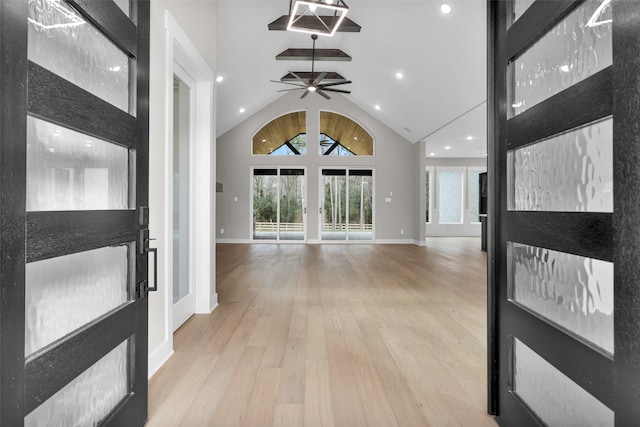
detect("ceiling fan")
(272, 34), (352, 99)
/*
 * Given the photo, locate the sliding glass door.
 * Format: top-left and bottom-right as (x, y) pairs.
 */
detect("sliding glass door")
(321, 168), (373, 241)
(252, 168), (306, 241)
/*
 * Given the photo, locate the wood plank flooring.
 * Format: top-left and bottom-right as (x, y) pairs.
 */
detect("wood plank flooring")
(147, 238), (496, 427)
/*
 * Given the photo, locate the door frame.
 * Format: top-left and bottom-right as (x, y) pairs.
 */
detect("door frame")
(149, 10), (216, 375)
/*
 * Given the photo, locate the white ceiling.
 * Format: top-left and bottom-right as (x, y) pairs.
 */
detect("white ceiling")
(216, 0), (487, 158)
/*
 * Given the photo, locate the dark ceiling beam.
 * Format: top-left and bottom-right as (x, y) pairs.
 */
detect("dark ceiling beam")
(276, 48), (352, 61)
(281, 72), (346, 82)
(268, 15), (361, 32)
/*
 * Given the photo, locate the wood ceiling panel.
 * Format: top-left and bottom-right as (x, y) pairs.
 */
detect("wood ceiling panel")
(320, 111), (373, 155)
(253, 111), (306, 155)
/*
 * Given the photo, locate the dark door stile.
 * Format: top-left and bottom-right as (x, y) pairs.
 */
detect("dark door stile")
(0, 0), (150, 425)
(489, 0), (640, 425)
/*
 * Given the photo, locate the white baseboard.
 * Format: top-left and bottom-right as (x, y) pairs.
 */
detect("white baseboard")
(209, 293), (219, 313)
(307, 239), (319, 244)
(414, 239), (426, 247)
(375, 239), (415, 245)
(216, 238), (251, 244)
(148, 339), (174, 379)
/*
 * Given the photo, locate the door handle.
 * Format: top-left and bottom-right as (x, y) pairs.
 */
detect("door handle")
(138, 228), (158, 298)
(138, 245), (158, 298)
(319, 207), (322, 214)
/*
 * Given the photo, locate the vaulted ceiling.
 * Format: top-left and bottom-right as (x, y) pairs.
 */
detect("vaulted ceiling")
(216, 0), (487, 158)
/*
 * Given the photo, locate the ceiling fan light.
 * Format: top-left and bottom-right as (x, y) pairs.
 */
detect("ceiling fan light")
(308, 86), (317, 92)
(287, 0), (349, 36)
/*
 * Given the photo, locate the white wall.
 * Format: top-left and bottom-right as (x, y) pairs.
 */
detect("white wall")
(424, 157), (486, 237)
(216, 91), (417, 244)
(148, 0), (218, 377)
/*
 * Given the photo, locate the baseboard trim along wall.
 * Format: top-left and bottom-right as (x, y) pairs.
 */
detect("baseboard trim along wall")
(148, 340), (174, 379)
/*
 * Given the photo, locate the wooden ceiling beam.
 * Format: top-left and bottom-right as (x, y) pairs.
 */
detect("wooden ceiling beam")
(276, 48), (352, 61)
(267, 15), (361, 32)
(280, 72), (346, 82)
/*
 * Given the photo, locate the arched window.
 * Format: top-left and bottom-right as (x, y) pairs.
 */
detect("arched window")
(319, 111), (373, 156)
(252, 111), (306, 155)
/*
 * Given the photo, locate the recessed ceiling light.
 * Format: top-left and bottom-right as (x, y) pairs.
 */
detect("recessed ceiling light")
(261, 138), (267, 143)
(216, 75), (224, 83)
(445, 146), (451, 150)
(430, 152), (435, 156)
(395, 72), (404, 79)
(239, 107), (245, 113)
(374, 105), (381, 111)
(441, 3), (452, 14)
(466, 136), (473, 140)
(111, 65), (121, 72)
(560, 64), (570, 73)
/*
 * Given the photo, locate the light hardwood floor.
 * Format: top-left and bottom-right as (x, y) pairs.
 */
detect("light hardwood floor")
(147, 238), (497, 427)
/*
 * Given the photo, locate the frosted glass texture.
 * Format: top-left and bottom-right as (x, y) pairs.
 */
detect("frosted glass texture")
(468, 170), (482, 222)
(510, 0), (612, 116)
(27, 116), (130, 211)
(25, 338), (130, 426)
(25, 245), (131, 356)
(508, 242), (613, 355)
(173, 76), (190, 303)
(513, 338), (613, 426)
(508, 118), (613, 212)
(438, 170), (463, 223)
(28, 0), (131, 113)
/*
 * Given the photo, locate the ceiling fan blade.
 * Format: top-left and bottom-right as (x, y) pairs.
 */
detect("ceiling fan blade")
(312, 71), (328, 85)
(322, 88), (351, 94)
(316, 89), (331, 100)
(277, 88), (306, 92)
(318, 80), (352, 88)
(271, 79), (307, 87)
(300, 89), (311, 99)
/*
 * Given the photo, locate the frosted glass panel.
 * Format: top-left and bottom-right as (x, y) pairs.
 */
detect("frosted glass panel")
(468, 170), (482, 223)
(510, 0), (612, 116)
(173, 75), (190, 303)
(27, 116), (130, 211)
(508, 242), (613, 355)
(438, 170), (462, 223)
(513, 338), (613, 426)
(28, 0), (131, 113)
(25, 338), (131, 426)
(25, 245), (131, 356)
(508, 118), (613, 212)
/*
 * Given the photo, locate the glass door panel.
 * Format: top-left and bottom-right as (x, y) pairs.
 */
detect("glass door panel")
(26, 116), (131, 211)
(348, 170), (372, 241)
(279, 169), (305, 241)
(25, 338), (132, 427)
(172, 71), (195, 331)
(253, 169), (278, 240)
(27, 0), (132, 113)
(321, 170), (347, 241)
(253, 168), (306, 241)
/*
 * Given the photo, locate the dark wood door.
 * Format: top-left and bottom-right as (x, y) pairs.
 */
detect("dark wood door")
(489, 0), (640, 425)
(0, 0), (150, 425)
